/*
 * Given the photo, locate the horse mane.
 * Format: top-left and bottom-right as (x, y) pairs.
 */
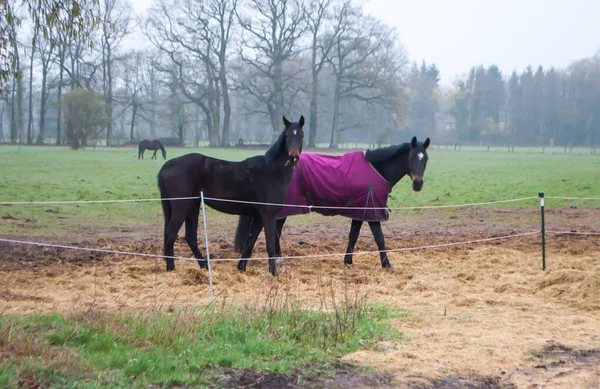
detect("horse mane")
(364, 143), (410, 164)
(264, 130), (286, 164)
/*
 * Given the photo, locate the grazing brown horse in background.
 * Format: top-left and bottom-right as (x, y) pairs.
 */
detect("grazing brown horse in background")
(235, 136), (430, 271)
(157, 116), (305, 276)
(138, 139), (166, 160)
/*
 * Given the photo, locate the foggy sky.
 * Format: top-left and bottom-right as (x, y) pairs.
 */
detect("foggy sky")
(131, 0), (600, 86)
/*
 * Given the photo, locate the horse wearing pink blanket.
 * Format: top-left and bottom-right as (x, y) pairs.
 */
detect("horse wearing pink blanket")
(277, 151), (391, 221)
(235, 136), (430, 272)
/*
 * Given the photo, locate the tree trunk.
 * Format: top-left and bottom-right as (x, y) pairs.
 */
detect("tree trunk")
(10, 74), (17, 143)
(56, 48), (65, 145)
(308, 41), (319, 147)
(17, 64), (24, 144)
(149, 71), (157, 138)
(65, 44), (77, 144)
(0, 101), (5, 141)
(70, 47), (76, 89)
(36, 62), (48, 144)
(129, 103), (138, 142)
(206, 63), (220, 146)
(329, 75), (341, 149)
(194, 104), (202, 146)
(150, 107), (156, 138)
(272, 59), (284, 141)
(105, 44), (113, 146)
(27, 44), (35, 144)
(220, 65), (231, 147)
(201, 102), (218, 147)
(9, 17), (19, 144)
(269, 105), (278, 144)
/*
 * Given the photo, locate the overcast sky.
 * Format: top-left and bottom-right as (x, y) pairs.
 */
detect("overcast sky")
(131, 0), (600, 86)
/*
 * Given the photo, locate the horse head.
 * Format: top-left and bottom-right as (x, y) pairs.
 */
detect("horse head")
(408, 136), (430, 191)
(282, 115), (305, 167)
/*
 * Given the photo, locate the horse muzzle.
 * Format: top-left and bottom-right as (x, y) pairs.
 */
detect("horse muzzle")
(412, 176), (423, 192)
(287, 150), (300, 167)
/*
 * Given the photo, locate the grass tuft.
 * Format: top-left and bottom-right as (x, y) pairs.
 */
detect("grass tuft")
(0, 275), (401, 388)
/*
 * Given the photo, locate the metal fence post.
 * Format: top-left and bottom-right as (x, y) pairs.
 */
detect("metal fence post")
(539, 192), (546, 271)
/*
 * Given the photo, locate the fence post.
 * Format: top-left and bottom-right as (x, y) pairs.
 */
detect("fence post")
(200, 191), (215, 303)
(539, 191), (546, 271)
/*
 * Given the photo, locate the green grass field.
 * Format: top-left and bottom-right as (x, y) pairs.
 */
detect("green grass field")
(0, 145), (599, 236)
(1, 144), (599, 388)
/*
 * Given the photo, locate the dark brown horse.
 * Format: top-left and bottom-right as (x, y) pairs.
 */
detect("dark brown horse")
(157, 116), (305, 275)
(139, 139), (167, 160)
(234, 136), (430, 271)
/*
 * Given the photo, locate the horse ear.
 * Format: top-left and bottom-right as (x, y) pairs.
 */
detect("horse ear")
(424, 137), (430, 149)
(411, 136), (417, 147)
(283, 116), (291, 127)
(299, 115), (305, 127)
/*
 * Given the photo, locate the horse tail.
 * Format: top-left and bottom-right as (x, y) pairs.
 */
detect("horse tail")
(234, 215), (255, 253)
(158, 141), (166, 159)
(157, 169), (171, 229)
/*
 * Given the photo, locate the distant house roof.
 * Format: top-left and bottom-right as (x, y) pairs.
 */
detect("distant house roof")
(435, 112), (456, 133)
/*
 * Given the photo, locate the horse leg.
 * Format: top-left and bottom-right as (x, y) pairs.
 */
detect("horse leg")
(152, 150), (157, 160)
(275, 217), (286, 257)
(368, 221), (391, 268)
(261, 212), (279, 276)
(344, 219), (363, 265)
(237, 217), (263, 272)
(163, 203), (188, 271)
(185, 202), (207, 269)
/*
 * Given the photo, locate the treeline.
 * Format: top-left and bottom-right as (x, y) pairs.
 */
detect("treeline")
(442, 57), (600, 147)
(1, 0), (598, 149)
(0, 0), (407, 149)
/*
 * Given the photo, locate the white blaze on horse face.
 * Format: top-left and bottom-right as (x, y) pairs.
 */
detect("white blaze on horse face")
(293, 130), (297, 135)
(418, 152), (424, 161)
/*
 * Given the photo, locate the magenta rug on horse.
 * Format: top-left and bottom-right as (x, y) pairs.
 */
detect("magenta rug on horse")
(277, 151), (391, 221)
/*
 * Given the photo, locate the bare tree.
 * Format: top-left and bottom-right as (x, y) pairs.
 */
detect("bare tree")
(236, 0), (308, 140)
(164, 68), (194, 143)
(60, 31), (102, 144)
(205, 0), (238, 146)
(144, 0), (222, 145)
(26, 29), (38, 144)
(122, 52), (144, 142)
(100, 0), (132, 146)
(325, 0), (405, 148)
(35, 36), (54, 144)
(305, 0), (335, 147)
(54, 25), (68, 144)
(15, 28), (24, 144)
(142, 59), (161, 138)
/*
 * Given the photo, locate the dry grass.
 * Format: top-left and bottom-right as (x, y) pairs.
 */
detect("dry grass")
(1, 233), (599, 387)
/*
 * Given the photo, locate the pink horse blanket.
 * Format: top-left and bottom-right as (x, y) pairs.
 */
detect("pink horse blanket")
(277, 151), (391, 221)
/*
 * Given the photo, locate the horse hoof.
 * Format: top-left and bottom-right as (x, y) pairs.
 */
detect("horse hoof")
(197, 260), (208, 269)
(237, 262), (247, 272)
(383, 264), (394, 271)
(166, 266), (175, 272)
